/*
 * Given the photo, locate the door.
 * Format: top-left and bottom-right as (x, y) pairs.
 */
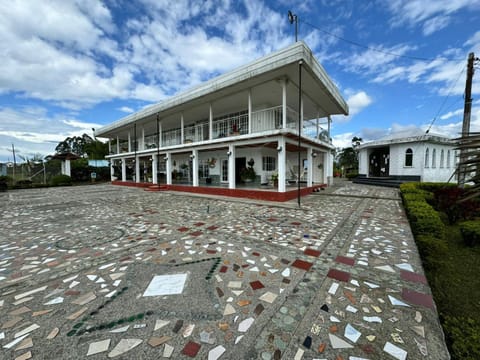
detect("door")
(235, 157), (246, 184)
(369, 147), (390, 177)
(221, 159), (228, 183)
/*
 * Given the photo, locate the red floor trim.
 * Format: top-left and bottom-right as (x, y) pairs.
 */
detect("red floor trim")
(111, 180), (326, 202)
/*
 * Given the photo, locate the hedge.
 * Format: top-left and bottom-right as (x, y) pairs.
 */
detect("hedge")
(50, 175), (73, 187)
(460, 221), (480, 247)
(400, 183), (445, 239)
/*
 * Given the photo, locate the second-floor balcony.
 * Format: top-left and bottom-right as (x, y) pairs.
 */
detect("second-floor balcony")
(110, 105), (329, 155)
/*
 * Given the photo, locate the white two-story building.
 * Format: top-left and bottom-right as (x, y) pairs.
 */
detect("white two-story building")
(96, 42), (349, 201)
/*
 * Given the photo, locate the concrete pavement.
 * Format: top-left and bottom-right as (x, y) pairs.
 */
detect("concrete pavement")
(0, 182), (449, 359)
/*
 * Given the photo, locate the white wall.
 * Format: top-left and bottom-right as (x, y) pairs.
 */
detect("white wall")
(360, 141), (457, 182)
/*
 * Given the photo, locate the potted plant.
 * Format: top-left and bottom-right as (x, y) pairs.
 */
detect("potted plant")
(240, 167), (256, 182)
(270, 173), (278, 187)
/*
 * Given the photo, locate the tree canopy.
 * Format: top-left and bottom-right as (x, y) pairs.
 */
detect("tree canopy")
(55, 134), (108, 159)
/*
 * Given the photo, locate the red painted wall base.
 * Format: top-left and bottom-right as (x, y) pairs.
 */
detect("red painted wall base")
(111, 180), (326, 202)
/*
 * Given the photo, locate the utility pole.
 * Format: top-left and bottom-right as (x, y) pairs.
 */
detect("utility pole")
(11, 143), (16, 180)
(458, 52), (476, 187)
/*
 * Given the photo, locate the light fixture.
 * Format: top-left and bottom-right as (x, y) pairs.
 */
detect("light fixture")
(163, 157), (168, 161)
(312, 152), (317, 158)
(189, 154), (195, 159)
(227, 151), (232, 156)
(277, 145), (282, 152)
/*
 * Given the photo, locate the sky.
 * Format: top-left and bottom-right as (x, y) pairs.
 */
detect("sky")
(0, 0), (479, 162)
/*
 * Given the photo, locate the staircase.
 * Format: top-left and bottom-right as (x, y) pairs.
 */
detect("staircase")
(352, 176), (417, 188)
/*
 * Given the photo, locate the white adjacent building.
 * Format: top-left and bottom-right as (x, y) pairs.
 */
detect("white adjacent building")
(96, 42), (349, 200)
(357, 133), (458, 183)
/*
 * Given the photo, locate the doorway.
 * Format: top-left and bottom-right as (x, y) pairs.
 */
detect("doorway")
(235, 157), (246, 184)
(369, 147), (390, 177)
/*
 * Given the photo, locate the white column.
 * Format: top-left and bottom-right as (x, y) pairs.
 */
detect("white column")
(316, 111), (320, 138)
(166, 153), (172, 185)
(141, 127), (145, 150)
(65, 159), (71, 177)
(307, 147), (313, 187)
(128, 132), (131, 152)
(192, 150), (199, 187)
(152, 154), (158, 184)
(61, 161), (66, 175)
(116, 136), (120, 154)
(325, 151), (333, 186)
(121, 158), (126, 181)
(180, 114), (184, 144)
(278, 137), (286, 192)
(110, 160), (115, 181)
(228, 144), (235, 189)
(108, 139), (111, 154)
(209, 104), (213, 140)
(282, 80), (287, 129)
(135, 157), (140, 183)
(248, 89), (252, 134)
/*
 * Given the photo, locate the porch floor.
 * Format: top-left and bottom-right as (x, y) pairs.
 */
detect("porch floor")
(111, 180), (325, 202)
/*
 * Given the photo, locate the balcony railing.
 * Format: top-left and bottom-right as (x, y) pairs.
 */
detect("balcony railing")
(212, 112), (248, 139)
(111, 106), (308, 155)
(184, 123), (209, 143)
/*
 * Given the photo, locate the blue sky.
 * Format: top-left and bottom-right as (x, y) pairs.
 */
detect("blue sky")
(0, 0), (479, 162)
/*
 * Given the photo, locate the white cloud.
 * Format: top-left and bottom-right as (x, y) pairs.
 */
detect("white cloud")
(118, 106), (135, 113)
(0, 107), (101, 161)
(422, 15), (450, 35)
(332, 132), (354, 149)
(345, 90), (373, 116)
(386, 0), (480, 35)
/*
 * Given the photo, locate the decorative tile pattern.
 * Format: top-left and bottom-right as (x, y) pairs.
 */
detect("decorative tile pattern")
(0, 184), (448, 360)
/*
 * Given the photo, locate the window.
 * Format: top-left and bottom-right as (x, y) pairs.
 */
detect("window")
(440, 149), (444, 168)
(405, 148), (413, 167)
(432, 149), (436, 168)
(447, 150), (451, 168)
(424, 148), (429, 168)
(262, 156), (276, 171)
(198, 160), (210, 178)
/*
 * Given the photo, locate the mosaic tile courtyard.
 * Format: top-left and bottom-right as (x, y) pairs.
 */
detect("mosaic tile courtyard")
(0, 183), (449, 359)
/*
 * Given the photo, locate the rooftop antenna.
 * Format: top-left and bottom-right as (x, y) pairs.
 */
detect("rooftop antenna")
(288, 10), (298, 42)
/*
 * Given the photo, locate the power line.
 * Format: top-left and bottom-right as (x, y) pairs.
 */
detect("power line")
(300, 19), (464, 62)
(425, 65), (466, 133)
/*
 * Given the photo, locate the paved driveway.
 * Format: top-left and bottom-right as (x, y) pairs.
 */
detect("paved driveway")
(0, 183), (449, 359)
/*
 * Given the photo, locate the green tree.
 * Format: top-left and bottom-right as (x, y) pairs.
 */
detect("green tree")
(336, 147), (359, 176)
(55, 134), (108, 160)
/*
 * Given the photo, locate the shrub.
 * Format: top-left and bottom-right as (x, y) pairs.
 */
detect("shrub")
(415, 234), (448, 270)
(346, 172), (358, 180)
(400, 182), (422, 194)
(434, 187), (479, 224)
(443, 316), (480, 360)
(460, 221), (480, 246)
(406, 201), (445, 239)
(14, 179), (33, 189)
(0, 177), (7, 191)
(51, 175), (73, 186)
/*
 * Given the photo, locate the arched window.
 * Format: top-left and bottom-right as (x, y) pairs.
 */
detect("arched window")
(440, 149), (445, 168)
(405, 148), (413, 167)
(432, 149), (436, 168)
(425, 148), (429, 168)
(447, 150), (451, 168)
